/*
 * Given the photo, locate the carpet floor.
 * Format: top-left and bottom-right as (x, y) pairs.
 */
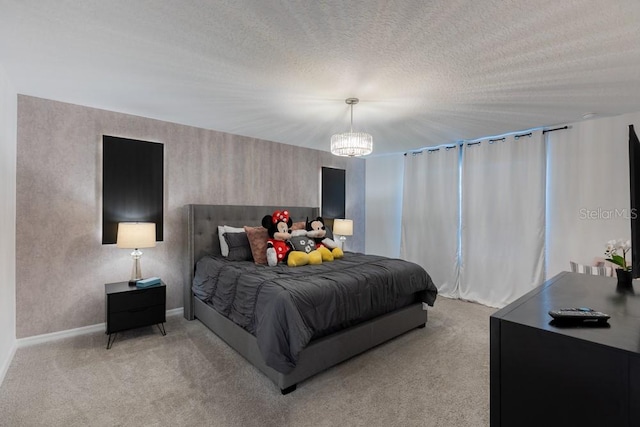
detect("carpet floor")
(0, 297), (496, 427)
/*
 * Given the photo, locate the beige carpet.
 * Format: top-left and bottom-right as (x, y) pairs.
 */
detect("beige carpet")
(0, 297), (496, 427)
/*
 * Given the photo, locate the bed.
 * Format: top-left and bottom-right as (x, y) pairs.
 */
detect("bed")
(184, 204), (437, 394)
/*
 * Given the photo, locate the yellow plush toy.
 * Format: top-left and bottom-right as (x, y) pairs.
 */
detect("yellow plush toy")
(288, 234), (323, 265)
(305, 217), (344, 261)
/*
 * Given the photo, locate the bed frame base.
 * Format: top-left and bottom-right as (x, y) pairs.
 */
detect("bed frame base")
(185, 204), (430, 393)
(281, 384), (297, 395)
(193, 297), (427, 393)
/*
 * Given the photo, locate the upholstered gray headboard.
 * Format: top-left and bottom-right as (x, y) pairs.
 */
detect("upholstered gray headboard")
(184, 204), (319, 319)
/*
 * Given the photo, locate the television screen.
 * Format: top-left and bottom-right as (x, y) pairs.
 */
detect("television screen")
(629, 125), (640, 278)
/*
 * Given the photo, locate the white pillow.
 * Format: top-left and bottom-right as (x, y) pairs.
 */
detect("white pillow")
(217, 225), (245, 257)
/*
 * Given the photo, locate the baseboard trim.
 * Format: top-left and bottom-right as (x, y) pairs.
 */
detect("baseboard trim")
(17, 307), (184, 348)
(166, 307), (184, 317)
(18, 323), (105, 348)
(0, 340), (17, 387)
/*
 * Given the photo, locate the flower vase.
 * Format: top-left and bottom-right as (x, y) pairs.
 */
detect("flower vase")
(616, 268), (634, 294)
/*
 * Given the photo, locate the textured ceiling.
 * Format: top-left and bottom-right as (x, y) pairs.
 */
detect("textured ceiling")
(2, 0), (640, 155)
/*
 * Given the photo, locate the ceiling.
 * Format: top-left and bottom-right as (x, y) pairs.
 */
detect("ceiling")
(2, 0), (640, 155)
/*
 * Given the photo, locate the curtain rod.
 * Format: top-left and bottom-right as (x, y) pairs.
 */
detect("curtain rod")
(542, 125), (569, 134)
(404, 125), (570, 155)
(514, 132), (532, 139)
(405, 144), (457, 156)
(426, 145), (457, 153)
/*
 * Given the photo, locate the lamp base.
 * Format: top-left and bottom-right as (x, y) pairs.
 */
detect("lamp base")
(339, 235), (347, 251)
(129, 250), (143, 286)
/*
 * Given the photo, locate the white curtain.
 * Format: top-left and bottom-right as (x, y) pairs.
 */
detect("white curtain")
(399, 112), (640, 308)
(546, 115), (638, 279)
(401, 147), (460, 297)
(460, 131), (546, 307)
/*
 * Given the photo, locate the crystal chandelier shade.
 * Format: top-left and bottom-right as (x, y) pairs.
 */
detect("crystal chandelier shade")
(330, 98), (373, 157)
(330, 132), (373, 157)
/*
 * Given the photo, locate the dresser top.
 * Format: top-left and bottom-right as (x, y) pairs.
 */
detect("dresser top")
(491, 271), (640, 355)
(105, 281), (165, 294)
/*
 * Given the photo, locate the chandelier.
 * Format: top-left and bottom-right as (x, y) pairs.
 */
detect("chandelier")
(330, 98), (373, 157)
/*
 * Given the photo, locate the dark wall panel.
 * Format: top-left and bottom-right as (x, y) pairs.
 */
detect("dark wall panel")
(102, 136), (163, 244)
(322, 167), (345, 219)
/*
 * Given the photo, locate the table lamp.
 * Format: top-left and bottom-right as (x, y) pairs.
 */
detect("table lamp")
(117, 222), (156, 285)
(332, 219), (353, 251)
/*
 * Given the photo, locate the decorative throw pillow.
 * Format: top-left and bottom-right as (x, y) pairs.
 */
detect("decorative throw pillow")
(218, 225), (245, 257)
(324, 223), (334, 241)
(290, 236), (316, 254)
(316, 219), (335, 241)
(569, 261), (614, 277)
(223, 232), (253, 261)
(244, 226), (269, 265)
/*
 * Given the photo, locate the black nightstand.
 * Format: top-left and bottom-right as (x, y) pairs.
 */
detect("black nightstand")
(105, 281), (166, 349)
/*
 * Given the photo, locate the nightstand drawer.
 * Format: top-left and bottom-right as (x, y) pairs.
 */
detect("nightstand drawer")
(109, 286), (165, 312)
(108, 304), (166, 333)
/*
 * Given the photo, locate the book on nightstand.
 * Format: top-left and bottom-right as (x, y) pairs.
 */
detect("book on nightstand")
(136, 277), (161, 288)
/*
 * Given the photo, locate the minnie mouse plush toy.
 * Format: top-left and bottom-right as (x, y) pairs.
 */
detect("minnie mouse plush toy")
(261, 209), (309, 267)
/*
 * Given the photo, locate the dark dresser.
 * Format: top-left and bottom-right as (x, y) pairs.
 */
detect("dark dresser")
(491, 271), (640, 426)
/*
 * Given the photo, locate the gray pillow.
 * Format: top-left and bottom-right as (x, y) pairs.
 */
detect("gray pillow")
(324, 223), (334, 241)
(289, 236), (316, 254)
(218, 225), (245, 257)
(223, 232), (253, 261)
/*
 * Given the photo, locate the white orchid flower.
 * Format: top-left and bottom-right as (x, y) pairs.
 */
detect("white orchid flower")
(605, 238), (632, 270)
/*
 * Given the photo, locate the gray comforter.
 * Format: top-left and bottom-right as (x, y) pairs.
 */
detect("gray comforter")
(192, 252), (437, 373)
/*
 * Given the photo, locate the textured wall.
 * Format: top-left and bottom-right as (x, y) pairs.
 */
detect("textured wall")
(365, 154), (404, 258)
(0, 66), (17, 381)
(16, 95), (365, 338)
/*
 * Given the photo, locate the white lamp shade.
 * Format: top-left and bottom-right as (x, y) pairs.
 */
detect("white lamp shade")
(116, 222), (157, 249)
(333, 219), (353, 236)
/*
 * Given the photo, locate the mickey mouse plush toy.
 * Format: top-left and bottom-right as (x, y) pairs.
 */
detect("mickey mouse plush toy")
(262, 209), (309, 267)
(305, 217), (344, 261)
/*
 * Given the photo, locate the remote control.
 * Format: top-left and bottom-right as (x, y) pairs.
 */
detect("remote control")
(548, 307), (610, 322)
